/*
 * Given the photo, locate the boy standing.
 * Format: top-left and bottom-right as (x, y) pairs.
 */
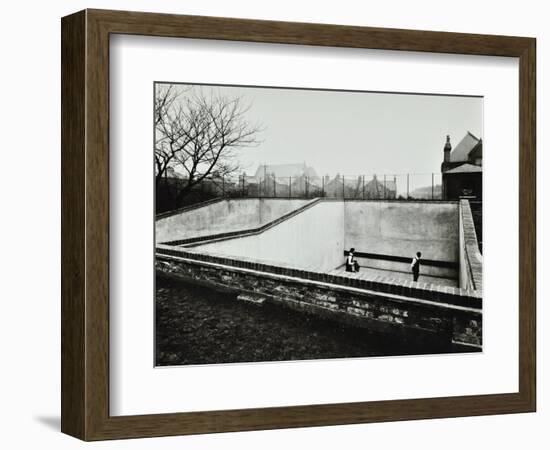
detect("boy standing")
(411, 251), (422, 281)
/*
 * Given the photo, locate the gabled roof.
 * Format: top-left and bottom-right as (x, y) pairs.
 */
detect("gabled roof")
(254, 163), (317, 179)
(444, 163), (482, 174)
(365, 177), (397, 191)
(450, 131), (481, 163)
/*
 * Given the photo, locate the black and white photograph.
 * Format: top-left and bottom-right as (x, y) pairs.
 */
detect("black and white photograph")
(154, 82), (483, 366)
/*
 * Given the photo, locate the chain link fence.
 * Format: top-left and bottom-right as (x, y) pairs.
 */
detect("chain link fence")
(156, 173), (444, 213)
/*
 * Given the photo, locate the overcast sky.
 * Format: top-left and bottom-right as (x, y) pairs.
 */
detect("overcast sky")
(161, 83), (482, 177)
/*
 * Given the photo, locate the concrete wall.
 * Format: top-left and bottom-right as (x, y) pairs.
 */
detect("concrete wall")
(190, 201), (345, 272)
(344, 201), (459, 264)
(159, 199), (461, 278)
(156, 198), (310, 243)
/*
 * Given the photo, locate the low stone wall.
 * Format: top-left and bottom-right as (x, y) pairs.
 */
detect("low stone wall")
(156, 249), (482, 348)
(157, 245), (480, 307)
(458, 199), (483, 291)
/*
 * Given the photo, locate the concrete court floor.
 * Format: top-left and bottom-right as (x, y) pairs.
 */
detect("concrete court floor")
(330, 264), (458, 288)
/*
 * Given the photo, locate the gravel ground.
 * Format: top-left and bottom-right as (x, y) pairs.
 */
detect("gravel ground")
(155, 275), (470, 366)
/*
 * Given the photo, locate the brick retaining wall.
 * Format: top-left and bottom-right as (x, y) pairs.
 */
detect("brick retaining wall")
(156, 251), (482, 348)
(157, 245), (481, 308)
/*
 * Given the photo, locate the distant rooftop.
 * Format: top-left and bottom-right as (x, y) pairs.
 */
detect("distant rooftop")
(254, 162), (318, 179)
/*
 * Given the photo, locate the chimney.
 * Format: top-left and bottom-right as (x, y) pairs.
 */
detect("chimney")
(444, 135), (452, 163)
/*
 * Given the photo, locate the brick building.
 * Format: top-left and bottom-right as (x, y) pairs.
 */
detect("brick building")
(441, 132), (482, 200)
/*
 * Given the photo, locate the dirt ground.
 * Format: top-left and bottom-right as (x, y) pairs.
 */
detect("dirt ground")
(155, 275), (472, 366)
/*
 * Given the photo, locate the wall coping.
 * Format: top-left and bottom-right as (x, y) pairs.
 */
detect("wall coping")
(156, 245), (482, 309)
(459, 199), (483, 291)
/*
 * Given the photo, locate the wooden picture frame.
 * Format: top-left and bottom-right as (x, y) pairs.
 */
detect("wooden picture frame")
(61, 9), (536, 441)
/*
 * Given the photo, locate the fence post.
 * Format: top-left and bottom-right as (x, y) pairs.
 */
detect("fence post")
(241, 175), (245, 197)
(222, 175), (225, 197)
(273, 177), (276, 198)
(383, 174), (386, 199)
(289, 176), (291, 198)
(322, 176), (325, 197)
(432, 173), (434, 199)
(342, 176), (345, 199)
(407, 173), (409, 199)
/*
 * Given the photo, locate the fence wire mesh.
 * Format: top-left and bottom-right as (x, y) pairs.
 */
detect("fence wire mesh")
(156, 172), (444, 213)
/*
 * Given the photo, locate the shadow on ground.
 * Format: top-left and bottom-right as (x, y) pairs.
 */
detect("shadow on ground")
(34, 415), (60, 431)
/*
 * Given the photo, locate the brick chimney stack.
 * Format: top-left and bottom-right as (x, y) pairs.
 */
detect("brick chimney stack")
(444, 134), (452, 163)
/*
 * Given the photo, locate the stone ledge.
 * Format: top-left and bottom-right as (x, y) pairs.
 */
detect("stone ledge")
(459, 199), (483, 292)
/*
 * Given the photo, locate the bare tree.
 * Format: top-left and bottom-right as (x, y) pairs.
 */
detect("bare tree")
(154, 84), (189, 185)
(154, 85), (262, 201)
